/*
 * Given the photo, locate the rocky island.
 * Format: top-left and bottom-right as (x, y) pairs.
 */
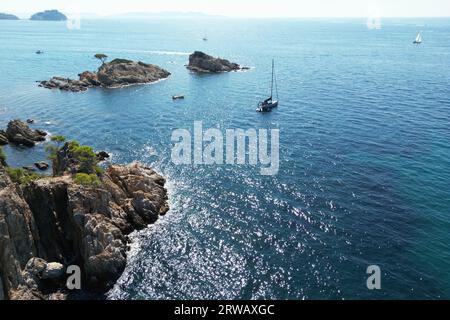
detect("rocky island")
(0, 120), (169, 300)
(0, 119), (47, 147)
(30, 10), (67, 21)
(187, 51), (247, 73)
(40, 58), (171, 92)
(0, 13), (19, 20)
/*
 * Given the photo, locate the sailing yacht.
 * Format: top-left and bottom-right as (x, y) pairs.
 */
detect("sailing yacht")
(256, 59), (279, 113)
(413, 32), (423, 45)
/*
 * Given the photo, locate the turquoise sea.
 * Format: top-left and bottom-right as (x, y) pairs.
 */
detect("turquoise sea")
(0, 18), (449, 299)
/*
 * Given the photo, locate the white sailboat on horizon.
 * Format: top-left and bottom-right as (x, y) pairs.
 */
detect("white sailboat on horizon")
(413, 31), (423, 45)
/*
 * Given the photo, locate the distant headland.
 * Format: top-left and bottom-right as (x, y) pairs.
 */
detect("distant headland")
(30, 10), (67, 21)
(0, 13), (19, 20)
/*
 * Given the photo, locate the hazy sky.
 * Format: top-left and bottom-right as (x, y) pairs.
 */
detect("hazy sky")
(1, 0), (449, 18)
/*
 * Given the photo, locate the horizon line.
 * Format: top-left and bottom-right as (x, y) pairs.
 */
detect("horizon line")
(2, 9), (450, 19)
(4, 13), (450, 19)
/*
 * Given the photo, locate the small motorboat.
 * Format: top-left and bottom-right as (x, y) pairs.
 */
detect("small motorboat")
(172, 95), (185, 100)
(256, 59), (279, 113)
(36, 50), (44, 54)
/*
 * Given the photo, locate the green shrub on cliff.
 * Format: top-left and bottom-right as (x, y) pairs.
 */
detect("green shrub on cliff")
(74, 173), (101, 187)
(6, 168), (41, 185)
(68, 141), (98, 174)
(95, 165), (104, 175)
(51, 135), (66, 143)
(94, 53), (108, 65)
(46, 135), (67, 161)
(68, 141), (97, 162)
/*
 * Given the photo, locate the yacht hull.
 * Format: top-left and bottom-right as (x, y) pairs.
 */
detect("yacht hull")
(256, 101), (278, 112)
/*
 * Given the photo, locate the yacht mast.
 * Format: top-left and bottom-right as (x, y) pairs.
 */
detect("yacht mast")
(271, 59), (274, 99)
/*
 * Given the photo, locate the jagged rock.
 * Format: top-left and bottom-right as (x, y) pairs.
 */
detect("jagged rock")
(39, 77), (90, 93)
(40, 59), (170, 92)
(34, 162), (49, 171)
(26, 119), (35, 124)
(5, 120), (47, 147)
(97, 151), (110, 162)
(24, 258), (46, 281)
(187, 51), (243, 73)
(79, 71), (101, 86)
(0, 162), (169, 300)
(35, 129), (47, 136)
(97, 59), (171, 87)
(42, 262), (64, 280)
(12, 134), (35, 147)
(0, 130), (8, 145)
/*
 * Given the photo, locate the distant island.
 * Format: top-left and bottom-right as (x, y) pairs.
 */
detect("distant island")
(0, 13), (19, 20)
(30, 10), (67, 21)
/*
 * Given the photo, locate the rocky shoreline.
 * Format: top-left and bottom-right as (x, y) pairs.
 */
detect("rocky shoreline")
(40, 59), (171, 92)
(0, 120), (169, 300)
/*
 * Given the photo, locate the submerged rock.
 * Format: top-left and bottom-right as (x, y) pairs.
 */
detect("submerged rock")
(187, 51), (244, 73)
(39, 59), (171, 92)
(34, 162), (49, 171)
(5, 120), (47, 147)
(0, 162), (169, 300)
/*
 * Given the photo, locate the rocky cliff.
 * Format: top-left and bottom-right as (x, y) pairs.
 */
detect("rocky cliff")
(0, 123), (169, 300)
(187, 51), (247, 73)
(40, 59), (171, 92)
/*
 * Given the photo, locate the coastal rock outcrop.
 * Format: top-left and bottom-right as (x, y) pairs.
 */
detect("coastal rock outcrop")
(39, 59), (171, 92)
(0, 162), (169, 300)
(97, 59), (171, 87)
(187, 51), (245, 73)
(30, 10), (67, 21)
(0, 126), (169, 300)
(5, 120), (47, 147)
(38, 77), (91, 93)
